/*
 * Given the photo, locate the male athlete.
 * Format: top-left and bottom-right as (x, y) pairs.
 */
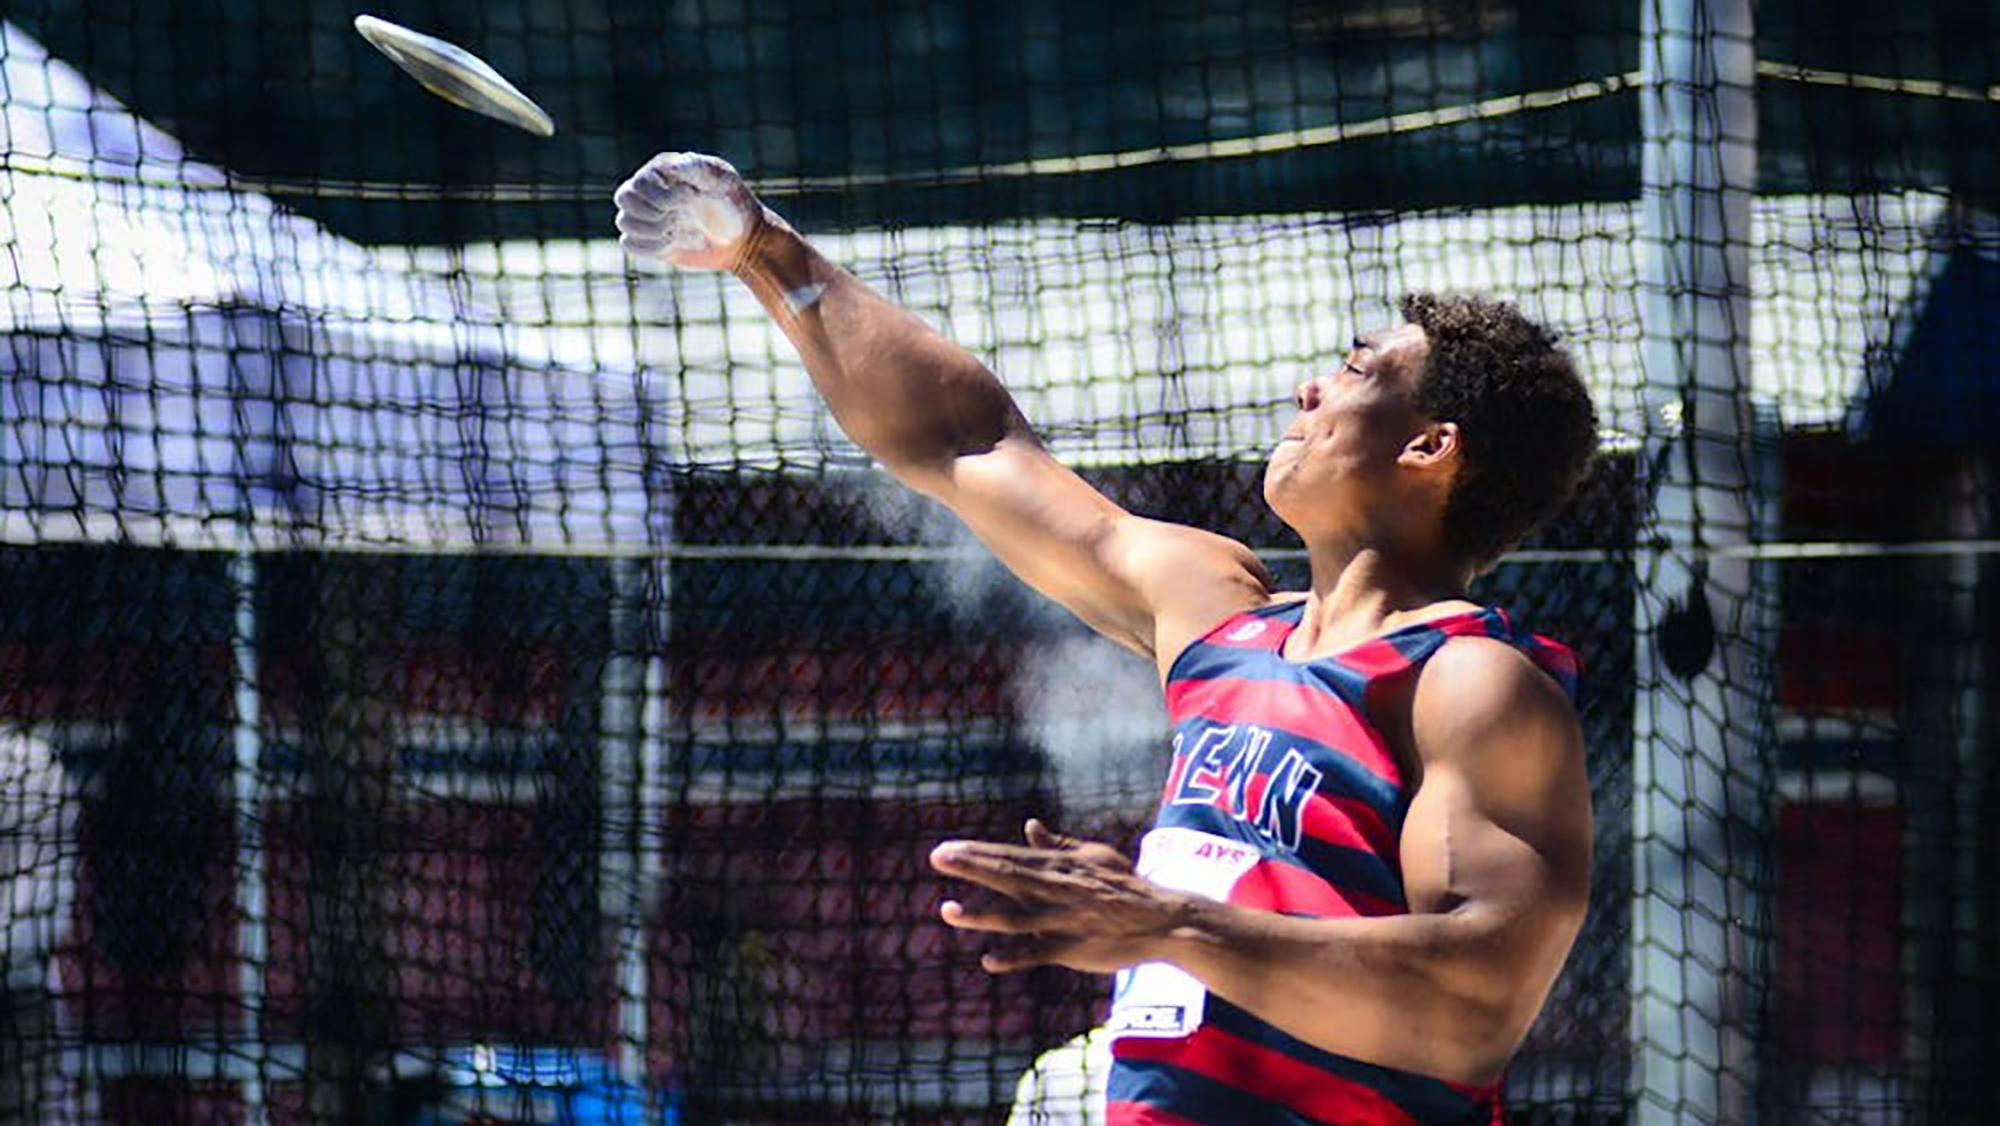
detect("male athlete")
(616, 153), (1598, 1126)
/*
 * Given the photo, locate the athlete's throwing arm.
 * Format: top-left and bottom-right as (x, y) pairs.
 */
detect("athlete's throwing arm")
(616, 153), (1590, 1098)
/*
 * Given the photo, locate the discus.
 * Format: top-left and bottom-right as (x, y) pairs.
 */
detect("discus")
(354, 13), (556, 137)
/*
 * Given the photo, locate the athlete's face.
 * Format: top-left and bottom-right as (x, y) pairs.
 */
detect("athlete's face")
(1263, 323), (1444, 538)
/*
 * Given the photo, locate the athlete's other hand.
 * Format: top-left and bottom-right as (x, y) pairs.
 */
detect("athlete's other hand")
(614, 152), (777, 272)
(931, 819), (1188, 975)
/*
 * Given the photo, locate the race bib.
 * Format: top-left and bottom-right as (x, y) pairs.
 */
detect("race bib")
(1105, 828), (1260, 1040)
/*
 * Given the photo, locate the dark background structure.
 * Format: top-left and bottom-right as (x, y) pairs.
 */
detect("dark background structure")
(1, 2), (1996, 1125)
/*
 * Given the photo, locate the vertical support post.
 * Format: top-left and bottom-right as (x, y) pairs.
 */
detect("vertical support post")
(601, 556), (644, 1082)
(1953, 459), (1992, 1121)
(229, 548), (269, 1126)
(1632, 2), (1766, 1125)
(604, 554), (667, 1088)
(1914, 456), (1990, 1120)
(637, 559), (670, 1089)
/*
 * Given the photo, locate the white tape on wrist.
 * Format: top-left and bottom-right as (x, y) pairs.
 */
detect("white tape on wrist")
(782, 280), (829, 315)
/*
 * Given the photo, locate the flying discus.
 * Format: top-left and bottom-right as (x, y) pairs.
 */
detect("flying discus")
(353, 13), (556, 137)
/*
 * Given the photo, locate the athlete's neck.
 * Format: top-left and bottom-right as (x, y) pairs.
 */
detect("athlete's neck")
(1285, 544), (1474, 661)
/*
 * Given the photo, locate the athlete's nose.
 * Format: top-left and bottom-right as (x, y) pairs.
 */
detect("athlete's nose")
(1294, 377), (1323, 412)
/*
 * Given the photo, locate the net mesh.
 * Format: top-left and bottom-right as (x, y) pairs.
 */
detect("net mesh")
(2, 2), (1996, 1124)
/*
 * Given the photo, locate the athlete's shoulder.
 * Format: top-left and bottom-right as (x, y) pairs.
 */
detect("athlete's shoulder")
(1138, 540), (1279, 671)
(1457, 606), (1581, 696)
(1121, 518), (1273, 591)
(1423, 629), (1559, 687)
(1410, 631), (1583, 766)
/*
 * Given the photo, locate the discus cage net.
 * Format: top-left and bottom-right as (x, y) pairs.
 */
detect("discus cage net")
(1, 1), (1995, 1124)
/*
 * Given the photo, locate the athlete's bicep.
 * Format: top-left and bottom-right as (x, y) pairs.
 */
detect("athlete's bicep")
(924, 435), (1272, 660)
(1398, 640), (1591, 1029)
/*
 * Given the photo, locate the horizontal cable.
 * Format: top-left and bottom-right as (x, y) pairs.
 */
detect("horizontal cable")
(7, 514), (1998, 564)
(6, 61), (1983, 206)
(5, 71), (1642, 204)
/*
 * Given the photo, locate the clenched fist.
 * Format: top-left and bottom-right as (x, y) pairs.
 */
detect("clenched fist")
(613, 152), (777, 271)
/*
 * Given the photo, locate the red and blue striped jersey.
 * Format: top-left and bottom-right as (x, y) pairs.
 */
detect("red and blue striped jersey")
(1105, 599), (1581, 1126)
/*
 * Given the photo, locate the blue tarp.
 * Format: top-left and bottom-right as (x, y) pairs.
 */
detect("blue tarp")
(1, 21), (658, 549)
(1855, 246), (2000, 450)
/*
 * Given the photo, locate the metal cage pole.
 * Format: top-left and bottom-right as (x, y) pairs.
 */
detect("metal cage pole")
(1632, 1), (1769, 1124)
(604, 554), (655, 1088)
(606, 549), (673, 1107)
(229, 547), (270, 1126)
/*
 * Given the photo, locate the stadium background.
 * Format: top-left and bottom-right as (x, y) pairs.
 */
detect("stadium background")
(1, 1), (1995, 1124)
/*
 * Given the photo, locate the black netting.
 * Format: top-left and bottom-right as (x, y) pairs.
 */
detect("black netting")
(3, 2), (1997, 1125)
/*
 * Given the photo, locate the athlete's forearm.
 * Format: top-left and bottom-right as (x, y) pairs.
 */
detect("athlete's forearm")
(1153, 899), (1541, 1085)
(730, 222), (1035, 486)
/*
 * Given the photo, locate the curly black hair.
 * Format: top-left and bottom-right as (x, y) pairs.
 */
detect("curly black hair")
(1399, 292), (1598, 572)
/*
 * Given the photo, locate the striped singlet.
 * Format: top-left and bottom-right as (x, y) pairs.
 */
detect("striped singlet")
(1105, 600), (1581, 1126)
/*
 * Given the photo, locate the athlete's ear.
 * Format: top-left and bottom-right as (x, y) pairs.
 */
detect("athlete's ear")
(1399, 420), (1461, 470)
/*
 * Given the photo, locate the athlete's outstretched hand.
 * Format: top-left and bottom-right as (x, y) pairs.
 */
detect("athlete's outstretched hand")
(614, 152), (782, 272)
(932, 819), (1188, 975)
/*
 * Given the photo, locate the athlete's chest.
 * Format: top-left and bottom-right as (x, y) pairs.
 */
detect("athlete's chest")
(1167, 613), (1430, 791)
